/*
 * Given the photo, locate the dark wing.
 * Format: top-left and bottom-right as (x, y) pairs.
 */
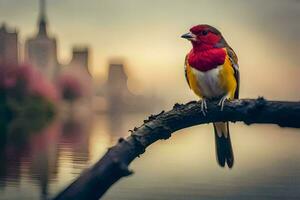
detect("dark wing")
(226, 47), (240, 99)
(184, 55), (191, 89)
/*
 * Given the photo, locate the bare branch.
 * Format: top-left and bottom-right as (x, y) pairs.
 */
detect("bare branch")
(53, 98), (300, 200)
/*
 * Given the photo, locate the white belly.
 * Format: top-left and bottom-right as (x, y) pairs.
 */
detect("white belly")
(191, 66), (225, 98)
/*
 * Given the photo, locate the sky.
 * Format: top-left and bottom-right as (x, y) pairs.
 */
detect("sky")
(0, 0), (299, 105)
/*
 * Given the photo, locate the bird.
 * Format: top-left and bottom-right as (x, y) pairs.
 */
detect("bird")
(181, 24), (239, 168)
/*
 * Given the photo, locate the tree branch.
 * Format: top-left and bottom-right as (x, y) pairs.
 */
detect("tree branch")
(53, 98), (300, 200)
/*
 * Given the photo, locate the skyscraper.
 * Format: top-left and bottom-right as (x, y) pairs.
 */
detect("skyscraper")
(0, 23), (19, 65)
(25, 0), (58, 80)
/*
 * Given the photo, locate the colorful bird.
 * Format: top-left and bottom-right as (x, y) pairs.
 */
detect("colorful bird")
(182, 24), (239, 168)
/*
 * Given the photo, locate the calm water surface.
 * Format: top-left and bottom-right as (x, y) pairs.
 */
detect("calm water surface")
(0, 112), (300, 200)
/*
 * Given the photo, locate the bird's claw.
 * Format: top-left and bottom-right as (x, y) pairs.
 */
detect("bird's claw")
(200, 99), (208, 116)
(218, 96), (229, 111)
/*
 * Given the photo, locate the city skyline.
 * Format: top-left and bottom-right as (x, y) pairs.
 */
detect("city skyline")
(0, 0), (299, 105)
(0, 0), (160, 113)
(1, 0), (91, 81)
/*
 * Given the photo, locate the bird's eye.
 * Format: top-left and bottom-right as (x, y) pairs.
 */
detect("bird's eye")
(201, 30), (208, 36)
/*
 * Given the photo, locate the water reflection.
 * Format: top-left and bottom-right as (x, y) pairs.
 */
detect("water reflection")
(0, 113), (300, 200)
(0, 109), (134, 200)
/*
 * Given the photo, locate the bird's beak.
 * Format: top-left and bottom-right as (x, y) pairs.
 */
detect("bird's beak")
(181, 32), (196, 41)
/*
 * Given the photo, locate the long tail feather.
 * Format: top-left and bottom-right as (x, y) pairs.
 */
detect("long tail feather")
(213, 122), (234, 168)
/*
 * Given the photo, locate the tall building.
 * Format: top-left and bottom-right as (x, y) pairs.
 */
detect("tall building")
(25, 0), (58, 80)
(0, 23), (18, 65)
(59, 46), (93, 104)
(104, 60), (161, 113)
(69, 47), (90, 75)
(107, 62), (129, 97)
(106, 61), (130, 113)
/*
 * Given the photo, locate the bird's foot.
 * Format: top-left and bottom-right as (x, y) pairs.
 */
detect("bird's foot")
(218, 95), (229, 111)
(200, 99), (208, 116)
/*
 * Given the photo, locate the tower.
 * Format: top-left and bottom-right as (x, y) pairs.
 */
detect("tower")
(38, 0), (47, 35)
(25, 0), (58, 80)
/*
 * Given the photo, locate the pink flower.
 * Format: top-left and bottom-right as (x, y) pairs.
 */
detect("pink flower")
(0, 64), (59, 103)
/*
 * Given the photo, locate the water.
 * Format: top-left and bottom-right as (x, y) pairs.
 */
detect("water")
(0, 112), (300, 200)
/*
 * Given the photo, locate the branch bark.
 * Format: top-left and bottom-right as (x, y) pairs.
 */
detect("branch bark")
(53, 98), (300, 200)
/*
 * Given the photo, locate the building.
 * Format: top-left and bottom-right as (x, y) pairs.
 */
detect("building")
(107, 62), (128, 95)
(69, 47), (90, 75)
(106, 61), (130, 113)
(25, 0), (58, 80)
(58, 46), (93, 106)
(0, 23), (18, 65)
(104, 60), (162, 113)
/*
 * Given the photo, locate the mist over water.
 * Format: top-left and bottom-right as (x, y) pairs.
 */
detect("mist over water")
(1, 113), (300, 200)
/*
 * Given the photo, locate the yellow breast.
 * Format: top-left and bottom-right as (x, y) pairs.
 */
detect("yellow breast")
(186, 55), (237, 99)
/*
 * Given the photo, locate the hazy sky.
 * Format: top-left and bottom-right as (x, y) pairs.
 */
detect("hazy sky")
(0, 0), (299, 104)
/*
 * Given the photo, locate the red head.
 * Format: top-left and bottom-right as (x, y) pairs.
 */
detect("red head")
(181, 24), (225, 51)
